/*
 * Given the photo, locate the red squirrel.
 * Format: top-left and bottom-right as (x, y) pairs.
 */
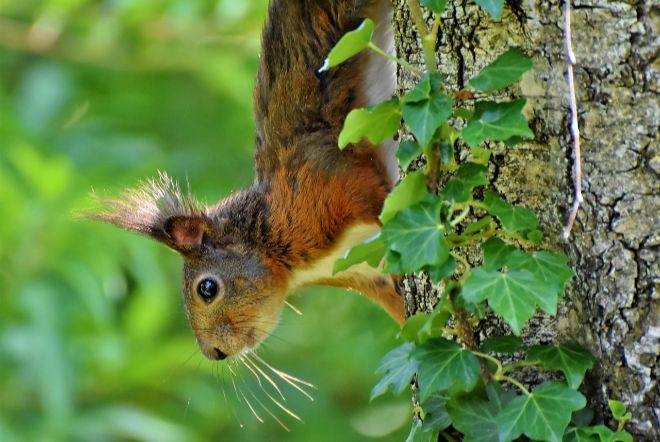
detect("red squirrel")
(94, 0), (404, 361)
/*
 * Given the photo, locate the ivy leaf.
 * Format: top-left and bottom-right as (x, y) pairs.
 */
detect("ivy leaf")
(473, 0), (504, 19)
(406, 420), (438, 442)
(426, 255), (456, 284)
(527, 342), (596, 389)
(380, 170), (427, 224)
(470, 146), (491, 165)
(440, 162), (488, 203)
(564, 425), (633, 442)
(468, 48), (533, 92)
(496, 381), (586, 442)
(402, 73), (454, 146)
(399, 313), (431, 343)
(461, 267), (558, 335)
(507, 250), (574, 293)
(608, 400), (632, 423)
(412, 338), (480, 401)
(482, 237), (516, 271)
(447, 383), (516, 442)
(461, 99), (533, 147)
(463, 215), (493, 235)
(319, 18), (373, 71)
(338, 99), (401, 148)
(421, 393), (451, 432)
(480, 335), (525, 353)
(483, 191), (539, 233)
(332, 233), (385, 275)
(382, 200), (450, 273)
(420, 0), (448, 14)
(397, 140), (423, 170)
(370, 342), (418, 400)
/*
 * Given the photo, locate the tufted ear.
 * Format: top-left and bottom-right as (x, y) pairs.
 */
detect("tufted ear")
(164, 216), (208, 252)
(89, 172), (209, 255)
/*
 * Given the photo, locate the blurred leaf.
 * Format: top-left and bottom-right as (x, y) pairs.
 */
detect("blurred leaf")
(339, 99), (401, 149)
(371, 342), (418, 400)
(380, 170), (428, 223)
(473, 0), (504, 18)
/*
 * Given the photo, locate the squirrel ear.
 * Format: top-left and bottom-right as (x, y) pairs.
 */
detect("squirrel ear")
(164, 216), (208, 252)
(89, 173), (209, 255)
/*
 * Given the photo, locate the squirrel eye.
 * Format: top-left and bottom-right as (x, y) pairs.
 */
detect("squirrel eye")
(197, 278), (220, 301)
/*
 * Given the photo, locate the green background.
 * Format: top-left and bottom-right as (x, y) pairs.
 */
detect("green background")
(0, 0), (409, 440)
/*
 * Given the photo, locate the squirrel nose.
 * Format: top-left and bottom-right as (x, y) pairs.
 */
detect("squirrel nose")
(213, 348), (228, 360)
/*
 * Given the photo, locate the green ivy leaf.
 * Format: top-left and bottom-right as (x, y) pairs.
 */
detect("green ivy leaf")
(440, 162), (488, 203)
(406, 419), (438, 442)
(463, 215), (493, 235)
(468, 48), (533, 92)
(397, 140), (423, 170)
(461, 99), (533, 147)
(332, 233), (385, 275)
(399, 313), (432, 343)
(421, 393), (451, 432)
(380, 170), (427, 224)
(426, 255), (456, 284)
(608, 400), (632, 423)
(497, 381), (586, 442)
(473, 0), (504, 19)
(412, 338), (480, 401)
(483, 191), (539, 233)
(507, 250), (574, 293)
(338, 99), (401, 148)
(402, 73), (454, 146)
(447, 383), (516, 442)
(480, 335), (525, 353)
(470, 146), (491, 165)
(482, 238), (516, 271)
(527, 342), (596, 389)
(420, 0), (449, 14)
(564, 425), (633, 442)
(382, 200), (450, 273)
(461, 267), (558, 335)
(319, 18), (374, 71)
(370, 342), (418, 400)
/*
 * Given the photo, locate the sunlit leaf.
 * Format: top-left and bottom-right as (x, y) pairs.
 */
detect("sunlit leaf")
(468, 48), (533, 92)
(319, 18), (374, 71)
(338, 99), (401, 148)
(380, 170), (428, 224)
(333, 233), (385, 274)
(461, 99), (533, 147)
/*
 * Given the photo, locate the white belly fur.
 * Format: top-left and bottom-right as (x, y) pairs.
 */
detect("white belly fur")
(287, 223), (385, 291)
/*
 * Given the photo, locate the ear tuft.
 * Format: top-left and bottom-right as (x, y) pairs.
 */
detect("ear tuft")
(88, 172), (208, 253)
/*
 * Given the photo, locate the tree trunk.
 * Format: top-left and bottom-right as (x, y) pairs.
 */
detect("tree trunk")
(391, 0), (659, 439)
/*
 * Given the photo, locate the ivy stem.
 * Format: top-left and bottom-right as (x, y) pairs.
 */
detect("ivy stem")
(454, 308), (478, 351)
(406, 0), (437, 73)
(502, 359), (541, 374)
(496, 374), (531, 396)
(425, 142), (441, 193)
(472, 351), (504, 375)
(367, 42), (422, 76)
(450, 206), (471, 226)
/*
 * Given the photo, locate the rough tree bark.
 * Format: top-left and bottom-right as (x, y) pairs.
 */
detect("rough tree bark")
(391, 0), (658, 439)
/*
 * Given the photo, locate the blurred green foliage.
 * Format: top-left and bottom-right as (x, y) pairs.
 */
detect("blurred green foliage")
(0, 1), (408, 440)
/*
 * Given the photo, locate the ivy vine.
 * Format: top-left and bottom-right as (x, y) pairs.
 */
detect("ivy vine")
(322, 1), (634, 441)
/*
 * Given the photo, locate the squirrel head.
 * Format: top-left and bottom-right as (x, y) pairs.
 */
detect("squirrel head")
(93, 173), (285, 360)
